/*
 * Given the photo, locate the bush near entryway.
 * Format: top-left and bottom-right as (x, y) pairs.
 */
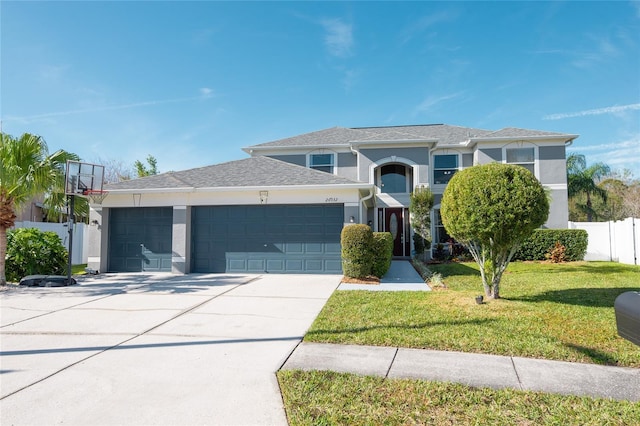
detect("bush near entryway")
(341, 224), (373, 278)
(371, 232), (393, 278)
(5, 228), (68, 282)
(341, 226), (394, 279)
(513, 229), (588, 261)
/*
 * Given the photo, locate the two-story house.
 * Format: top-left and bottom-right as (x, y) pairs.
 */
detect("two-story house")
(87, 124), (577, 275)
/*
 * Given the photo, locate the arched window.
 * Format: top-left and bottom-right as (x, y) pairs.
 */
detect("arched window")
(377, 164), (413, 193)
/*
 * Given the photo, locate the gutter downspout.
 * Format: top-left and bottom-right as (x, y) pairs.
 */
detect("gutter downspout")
(359, 186), (375, 225)
(350, 144), (360, 181)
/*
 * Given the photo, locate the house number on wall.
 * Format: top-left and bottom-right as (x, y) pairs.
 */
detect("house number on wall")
(325, 197), (339, 203)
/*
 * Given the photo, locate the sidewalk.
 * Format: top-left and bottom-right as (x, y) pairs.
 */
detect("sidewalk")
(338, 260), (429, 291)
(282, 342), (640, 402)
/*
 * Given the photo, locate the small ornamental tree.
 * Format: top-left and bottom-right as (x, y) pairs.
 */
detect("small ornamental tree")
(441, 163), (549, 299)
(409, 185), (434, 255)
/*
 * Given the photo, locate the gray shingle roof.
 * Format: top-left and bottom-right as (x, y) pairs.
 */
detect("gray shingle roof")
(480, 127), (570, 138)
(246, 124), (575, 150)
(246, 124), (494, 149)
(106, 156), (361, 191)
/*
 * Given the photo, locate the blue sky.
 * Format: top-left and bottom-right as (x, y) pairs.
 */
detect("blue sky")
(2, 1), (639, 178)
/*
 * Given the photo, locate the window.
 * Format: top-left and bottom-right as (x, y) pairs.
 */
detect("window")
(506, 148), (535, 174)
(377, 164), (413, 193)
(309, 153), (334, 174)
(433, 154), (458, 184)
(434, 209), (452, 244)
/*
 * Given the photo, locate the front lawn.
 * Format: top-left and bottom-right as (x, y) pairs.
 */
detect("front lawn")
(305, 261), (640, 367)
(278, 370), (640, 425)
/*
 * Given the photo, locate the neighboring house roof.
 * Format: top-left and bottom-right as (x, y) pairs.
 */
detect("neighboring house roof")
(105, 156), (363, 192)
(244, 124), (576, 151)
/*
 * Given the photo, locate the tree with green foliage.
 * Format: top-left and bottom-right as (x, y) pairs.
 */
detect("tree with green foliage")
(567, 153), (610, 222)
(0, 133), (79, 284)
(134, 155), (159, 177)
(409, 185), (434, 256)
(441, 163), (549, 299)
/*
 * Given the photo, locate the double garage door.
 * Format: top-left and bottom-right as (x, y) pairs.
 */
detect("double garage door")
(108, 204), (343, 274)
(192, 204), (343, 273)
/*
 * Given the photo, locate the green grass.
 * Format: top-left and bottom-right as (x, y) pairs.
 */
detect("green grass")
(306, 261), (640, 367)
(71, 264), (87, 275)
(278, 370), (640, 426)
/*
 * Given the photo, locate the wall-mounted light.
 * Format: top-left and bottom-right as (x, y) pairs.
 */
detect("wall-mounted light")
(90, 220), (100, 226)
(259, 191), (269, 204)
(349, 216), (355, 223)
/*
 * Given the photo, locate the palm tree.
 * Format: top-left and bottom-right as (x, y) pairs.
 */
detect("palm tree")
(0, 132), (80, 285)
(567, 153), (611, 222)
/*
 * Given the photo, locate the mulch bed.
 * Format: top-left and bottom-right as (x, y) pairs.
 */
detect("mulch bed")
(340, 276), (380, 285)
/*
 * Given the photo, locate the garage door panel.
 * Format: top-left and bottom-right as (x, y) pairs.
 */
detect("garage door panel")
(247, 259), (266, 271)
(192, 204), (343, 273)
(325, 242), (341, 254)
(305, 259), (323, 272)
(306, 243), (323, 253)
(325, 259), (342, 271)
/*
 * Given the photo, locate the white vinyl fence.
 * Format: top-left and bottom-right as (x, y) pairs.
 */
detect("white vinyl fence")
(12, 221), (89, 265)
(568, 217), (639, 265)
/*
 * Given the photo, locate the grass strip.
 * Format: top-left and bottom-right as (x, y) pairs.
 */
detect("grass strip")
(278, 370), (640, 426)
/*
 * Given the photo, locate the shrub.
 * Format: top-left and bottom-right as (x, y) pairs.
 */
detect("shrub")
(6, 228), (68, 282)
(513, 229), (588, 261)
(371, 232), (393, 278)
(413, 233), (425, 255)
(341, 224), (373, 278)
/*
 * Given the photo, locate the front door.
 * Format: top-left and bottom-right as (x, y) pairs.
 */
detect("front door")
(382, 208), (410, 257)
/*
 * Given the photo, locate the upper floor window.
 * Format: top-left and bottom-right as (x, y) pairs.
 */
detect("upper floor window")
(377, 164), (413, 193)
(506, 148), (535, 174)
(433, 154), (458, 184)
(309, 153), (335, 174)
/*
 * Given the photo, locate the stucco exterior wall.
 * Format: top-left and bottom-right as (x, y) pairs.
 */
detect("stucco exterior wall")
(337, 152), (358, 181)
(538, 145), (567, 185)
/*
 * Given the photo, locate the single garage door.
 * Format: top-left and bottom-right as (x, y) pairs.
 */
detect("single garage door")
(108, 207), (173, 272)
(191, 204), (343, 273)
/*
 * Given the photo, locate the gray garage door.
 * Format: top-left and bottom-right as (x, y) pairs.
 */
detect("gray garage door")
(191, 204), (343, 273)
(108, 207), (173, 272)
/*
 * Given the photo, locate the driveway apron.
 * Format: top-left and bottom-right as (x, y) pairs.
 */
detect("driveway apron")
(1, 273), (340, 425)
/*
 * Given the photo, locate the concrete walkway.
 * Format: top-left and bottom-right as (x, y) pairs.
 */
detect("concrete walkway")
(1, 273), (341, 425)
(338, 260), (430, 291)
(282, 342), (640, 402)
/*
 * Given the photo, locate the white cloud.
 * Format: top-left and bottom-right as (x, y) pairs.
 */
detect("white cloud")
(199, 87), (214, 98)
(414, 92), (464, 114)
(401, 10), (459, 44)
(568, 135), (640, 176)
(321, 18), (353, 58)
(543, 103), (640, 120)
(632, 0), (640, 18)
(4, 91), (214, 123)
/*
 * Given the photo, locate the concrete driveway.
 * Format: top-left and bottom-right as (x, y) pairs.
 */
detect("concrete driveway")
(1, 273), (341, 425)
